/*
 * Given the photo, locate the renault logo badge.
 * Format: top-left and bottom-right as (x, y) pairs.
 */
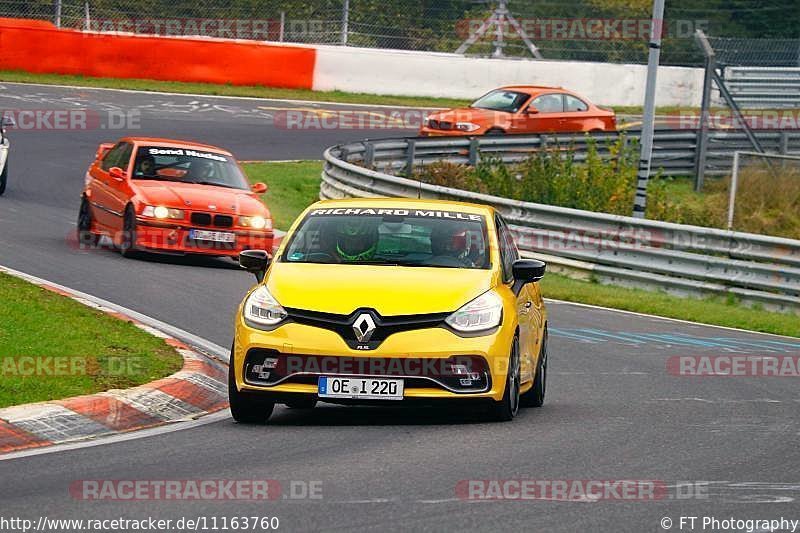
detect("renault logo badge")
(352, 313), (377, 343)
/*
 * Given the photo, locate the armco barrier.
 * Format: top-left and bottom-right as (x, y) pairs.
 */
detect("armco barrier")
(320, 133), (800, 313)
(0, 18), (315, 89)
(336, 130), (800, 179)
(725, 67), (800, 109)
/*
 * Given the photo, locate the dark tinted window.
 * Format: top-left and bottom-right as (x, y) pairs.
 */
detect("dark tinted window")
(131, 146), (249, 190)
(565, 95), (589, 112)
(471, 90), (531, 113)
(101, 142), (132, 171)
(496, 216), (519, 282)
(283, 209), (490, 269)
(531, 94), (564, 113)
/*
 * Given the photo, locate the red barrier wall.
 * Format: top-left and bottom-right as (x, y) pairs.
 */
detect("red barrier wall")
(0, 18), (316, 89)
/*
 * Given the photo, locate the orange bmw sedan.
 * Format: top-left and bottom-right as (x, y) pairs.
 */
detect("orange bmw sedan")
(420, 86), (616, 136)
(77, 138), (274, 258)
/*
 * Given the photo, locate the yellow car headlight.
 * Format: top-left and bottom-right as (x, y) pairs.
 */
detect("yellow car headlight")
(244, 286), (287, 327)
(446, 290), (503, 333)
(240, 215), (271, 230)
(142, 205), (184, 220)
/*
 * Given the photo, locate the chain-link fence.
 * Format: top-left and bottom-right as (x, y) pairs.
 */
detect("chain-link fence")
(709, 37), (800, 68)
(1, 0), (797, 66)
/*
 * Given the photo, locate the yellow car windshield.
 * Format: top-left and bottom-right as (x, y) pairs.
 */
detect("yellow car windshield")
(281, 209), (490, 269)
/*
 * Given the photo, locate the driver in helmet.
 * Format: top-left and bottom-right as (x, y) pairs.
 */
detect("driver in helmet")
(430, 224), (471, 265)
(336, 218), (379, 262)
(136, 155), (156, 177)
(190, 160), (214, 182)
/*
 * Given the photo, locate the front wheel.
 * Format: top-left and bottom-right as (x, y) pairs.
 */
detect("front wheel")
(0, 155), (7, 196)
(521, 327), (547, 407)
(120, 205), (139, 258)
(77, 196), (99, 247)
(489, 336), (521, 422)
(228, 345), (275, 424)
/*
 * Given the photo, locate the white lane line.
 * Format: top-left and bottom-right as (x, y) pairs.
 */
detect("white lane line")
(545, 298), (800, 341)
(0, 81), (443, 110)
(648, 398), (786, 404)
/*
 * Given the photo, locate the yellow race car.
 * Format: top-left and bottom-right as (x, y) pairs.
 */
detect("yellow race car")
(230, 198), (548, 423)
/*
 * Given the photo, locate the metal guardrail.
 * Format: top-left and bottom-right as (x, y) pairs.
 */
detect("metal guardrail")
(337, 129), (800, 180)
(320, 132), (800, 313)
(725, 67), (800, 108)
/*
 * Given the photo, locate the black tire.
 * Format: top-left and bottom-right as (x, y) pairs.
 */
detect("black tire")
(285, 397), (317, 409)
(120, 205), (139, 258)
(77, 196), (99, 248)
(485, 128), (505, 136)
(228, 345), (275, 424)
(0, 156), (7, 196)
(490, 335), (521, 422)
(521, 327), (548, 408)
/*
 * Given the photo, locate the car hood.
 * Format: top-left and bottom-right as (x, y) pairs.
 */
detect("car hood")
(135, 181), (267, 215)
(266, 262), (495, 316)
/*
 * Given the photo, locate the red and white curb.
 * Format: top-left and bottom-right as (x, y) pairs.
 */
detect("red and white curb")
(0, 265), (230, 455)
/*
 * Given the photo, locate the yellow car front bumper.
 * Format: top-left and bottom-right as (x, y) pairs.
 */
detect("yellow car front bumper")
(233, 312), (520, 403)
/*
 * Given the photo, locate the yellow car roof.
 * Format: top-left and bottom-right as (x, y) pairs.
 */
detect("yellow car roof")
(308, 197), (495, 218)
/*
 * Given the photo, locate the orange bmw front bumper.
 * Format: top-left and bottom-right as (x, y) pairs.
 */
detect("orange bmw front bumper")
(135, 219), (273, 257)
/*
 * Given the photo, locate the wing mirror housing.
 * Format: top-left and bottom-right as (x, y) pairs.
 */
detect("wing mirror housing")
(239, 249), (271, 283)
(512, 259), (546, 294)
(0, 114), (14, 141)
(525, 106), (539, 115)
(108, 167), (128, 181)
(251, 182), (268, 194)
(108, 167), (127, 182)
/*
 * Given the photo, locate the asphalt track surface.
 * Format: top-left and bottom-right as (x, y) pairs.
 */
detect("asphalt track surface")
(0, 82), (799, 533)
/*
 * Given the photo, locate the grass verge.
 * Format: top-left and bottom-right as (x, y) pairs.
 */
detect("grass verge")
(0, 272), (183, 408)
(242, 160), (323, 231)
(0, 70), (467, 109)
(541, 273), (800, 338)
(244, 160), (800, 339)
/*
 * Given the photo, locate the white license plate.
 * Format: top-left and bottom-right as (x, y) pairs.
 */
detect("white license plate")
(189, 229), (236, 243)
(318, 376), (404, 400)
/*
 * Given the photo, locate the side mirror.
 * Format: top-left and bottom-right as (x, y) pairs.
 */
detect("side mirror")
(108, 167), (127, 182)
(525, 106), (539, 115)
(0, 114), (14, 140)
(239, 249), (271, 283)
(251, 182), (268, 194)
(512, 259), (546, 294)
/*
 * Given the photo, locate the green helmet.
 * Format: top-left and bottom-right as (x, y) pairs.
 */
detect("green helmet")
(336, 218), (378, 261)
